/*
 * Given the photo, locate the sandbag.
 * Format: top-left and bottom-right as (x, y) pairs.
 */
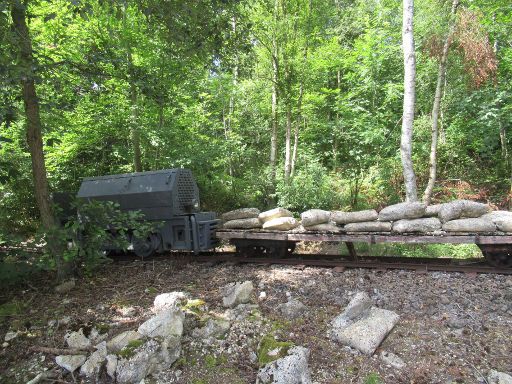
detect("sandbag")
(259, 208), (293, 224)
(301, 209), (331, 227)
(222, 218), (261, 229)
(221, 208), (260, 222)
(442, 218), (496, 233)
(392, 218), (441, 233)
(438, 200), (491, 223)
(331, 210), (378, 224)
(481, 210), (512, 222)
(344, 221), (392, 232)
(378, 202), (426, 221)
(262, 217), (300, 231)
(303, 222), (343, 232)
(424, 204), (442, 217)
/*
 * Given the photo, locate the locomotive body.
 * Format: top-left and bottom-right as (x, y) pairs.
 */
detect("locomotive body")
(76, 168), (219, 256)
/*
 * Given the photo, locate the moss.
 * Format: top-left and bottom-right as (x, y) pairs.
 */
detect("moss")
(364, 373), (383, 384)
(205, 354), (218, 368)
(95, 323), (110, 334)
(118, 339), (144, 359)
(173, 357), (187, 368)
(257, 335), (294, 366)
(192, 380), (207, 384)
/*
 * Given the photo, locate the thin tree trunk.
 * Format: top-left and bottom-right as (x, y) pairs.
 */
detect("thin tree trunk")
(269, 0), (279, 186)
(284, 104), (292, 181)
(423, 0), (459, 205)
(400, 0), (418, 202)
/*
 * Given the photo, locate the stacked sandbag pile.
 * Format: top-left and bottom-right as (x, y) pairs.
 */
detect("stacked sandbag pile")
(259, 208), (300, 231)
(222, 208), (261, 229)
(299, 209), (341, 232)
(436, 200), (494, 233)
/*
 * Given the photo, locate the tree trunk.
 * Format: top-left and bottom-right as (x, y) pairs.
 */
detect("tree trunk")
(10, 1), (54, 229)
(284, 104), (292, 182)
(423, 0), (459, 205)
(269, 0), (279, 187)
(400, 0), (418, 202)
(129, 82), (142, 172)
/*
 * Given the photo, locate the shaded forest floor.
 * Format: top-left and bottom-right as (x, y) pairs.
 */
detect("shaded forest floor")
(0, 250), (511, 383)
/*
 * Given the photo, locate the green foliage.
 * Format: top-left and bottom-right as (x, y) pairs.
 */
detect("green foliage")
(363, 373), (383, 384)
(257, 335), (294, 367)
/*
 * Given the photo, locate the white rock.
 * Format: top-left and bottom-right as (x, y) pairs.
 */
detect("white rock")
(488, 370), (512, 384)
(107, 330), (143, 353)
(277, 299), (307, 320)
(223, 304), (260, 321)
(106, 354), (118, 379)
(259, 291), (267, 300)
(119, 306), (137, 317)
(64, 328), (91, 350)
(138, 309), (184, 338)
(2, 342), (8, 348)
(333, 307), (399, 355)
(331, 292), (372, 329)
(4, 331), (18, 342)
(153, 292), (189, 313)
(80, 341), (107, 378)
(55, 355), (87, 372)
(222, 281), (254, 308)
(191, 318), (230, 339)
(256, 346), (312, 384)
(380, 350), (405, 369)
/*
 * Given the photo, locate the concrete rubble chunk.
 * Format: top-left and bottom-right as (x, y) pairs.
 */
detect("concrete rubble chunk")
(222, 281), (254, 308)
(392, 218), (442, 233)
(262, 217), (299, 231)
(303, 222), (342, 232)
(378, 202), (426, 221)
(438, 200), (491, 223)
(488, 370), (512, 384)
(107, 330), (143, 353)
(300, 209), (331, 227)
(259, 208), (294, 224)
(344, 221), (391, 233)
(55, 355), (87, 373)
(80, 341), (107, 378)
(333, 307), (399, 355)
(223, 218), (262, 229)
(191, 318), (230, 339)
(138, 309), (184, 338)
(222, 208), (260, 221)
(331, 292), (372, 329)
(442, 218), (496, 233)
(256, 346), (312, 384)
(380, 351), (405, 369)
(277, 298), (307, 320)
(331, 210), (378, 224)
(106, 354), (118, 379)
(65, 328), (91, 350)
(153, 292), (189, 313)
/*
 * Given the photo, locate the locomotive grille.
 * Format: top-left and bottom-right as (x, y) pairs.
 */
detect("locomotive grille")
(176, 170), (199, 213)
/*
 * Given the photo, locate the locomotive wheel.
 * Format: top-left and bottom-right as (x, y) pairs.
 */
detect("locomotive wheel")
(133, 233), (160, 258)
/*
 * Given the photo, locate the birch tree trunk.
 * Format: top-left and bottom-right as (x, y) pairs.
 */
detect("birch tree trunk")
(269, 0), (279, 186)
(400, 0), (418, 202)
(423, 0), (459, 205)
(284, 104), (292, 182)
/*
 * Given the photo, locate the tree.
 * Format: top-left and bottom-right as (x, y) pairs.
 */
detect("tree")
(401, 0), (419, 202)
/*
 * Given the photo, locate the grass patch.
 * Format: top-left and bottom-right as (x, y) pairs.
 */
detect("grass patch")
(0, 301), (22, 317)
(257, 335), (294, 366)
(118, 339), (144, 359)
(340, 242), (481, 259)
(363, 372), (383, 384)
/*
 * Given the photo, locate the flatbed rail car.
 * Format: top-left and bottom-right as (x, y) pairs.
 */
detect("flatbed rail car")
(216, 230), (512, 268)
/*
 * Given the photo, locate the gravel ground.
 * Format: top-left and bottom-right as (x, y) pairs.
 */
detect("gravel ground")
(0, 257), (511, 384)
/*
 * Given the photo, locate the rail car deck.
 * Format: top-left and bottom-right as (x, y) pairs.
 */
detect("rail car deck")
(216, 230), (512, 267)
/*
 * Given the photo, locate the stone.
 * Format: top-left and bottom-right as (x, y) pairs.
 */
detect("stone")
(153, 292), (189, 313)
(262, 217), (300, 231)
(106, 354), (118, 379)
(488, 370), (512, 384)
(191, 318), (230, 339)
(80, 341), (107, 378)
(259, 208), (294, 224)
(303, 222), (342, 232)
(331, 292), (372, 329)
(55, 355), (87, 372)
(392, 218), (442, 233)
(333, 307), (400, 355)
(88, 327), (108, 343)
(438, 200), (491, 223)
(223, 218), (262, 229)
(58, 316), (71, 326)
(138, 310), (184, 338)
(4, 331), (18, 342)
(378, 202), (426, 221)
(442, 218), (496, 233)
(277, 298), (307, 320)
(424, 204), (443, 217)
(118, 306), (137, 317)
(221, 208), (260, 221)
(222, 281), (254, 308)
(300, 209), (331, 227)
(380, 351), (405, 369)
(344, 221), (392, 233)
(64, 328), (91, 350)
(107, 331), (143, 353)
(55, 279), (76, 294)
(331, 210), (378, 224)
(223, 304), (260, 321)
(256, 346), (312, 384)
(2, 342), (8, 348)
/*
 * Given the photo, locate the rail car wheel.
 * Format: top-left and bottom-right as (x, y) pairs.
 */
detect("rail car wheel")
(478, 244), (512, 268)
(133, 233), (161, 258)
